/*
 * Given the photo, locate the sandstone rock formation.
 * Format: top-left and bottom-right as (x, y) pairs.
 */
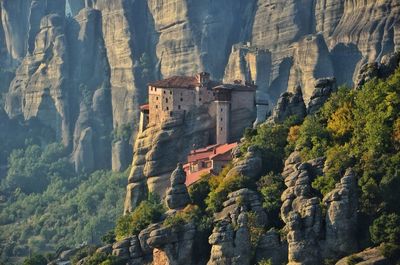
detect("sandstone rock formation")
(207, 212), (251, 265)
(281, 151), (361, 264)
(1, 0), (399, 176)
(355, 52), (400, 88)
(323, 168), (358, 259)
(307, 77), (337, 114)
(124, 107), (215, 213)
(281, 152), (323, 265)
(166, 163), (190, 210)
(335, 247), (390, 265)
(147, 223), (196, 265)
(267, 86), (307, 124)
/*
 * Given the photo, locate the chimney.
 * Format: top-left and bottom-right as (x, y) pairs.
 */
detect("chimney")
(196, 72), (210, 86)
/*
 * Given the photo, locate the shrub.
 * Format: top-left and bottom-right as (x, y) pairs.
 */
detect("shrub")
(247, 212), (265, 248)
(370, 213), (400, 245)
(70, 245), (97, 264)
(312, 175), (336, 197)
(22, 253), (47, 265)
(163, 205), (201, 228)
(188, 178), (210, 210)
(257, 173), (285, 228)
(115, 196), (164, 240)
(101, 230), (116, 244)
(258, 259), (272, 265)
(206, 172), (251, 213)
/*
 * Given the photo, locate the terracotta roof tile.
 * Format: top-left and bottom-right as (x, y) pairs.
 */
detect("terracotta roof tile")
(149, 76), (199, 89)
(140, 104), (149, 111)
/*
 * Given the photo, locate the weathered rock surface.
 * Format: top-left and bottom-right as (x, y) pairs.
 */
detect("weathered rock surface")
(323, 168), (358, 259)
(281, 151), (362, 264)
(281, 152), (323, 265)
(207, 212), (251, 265)
(335, 247), (390, 265)
(267, 86), (306, 124)
(355, 52), (400, 88)
(147, 223), (196, 265)
(255, 229), (288, 265)
(5, 13), (71, 145)
(166, 163), (190, 210)
(307, 77), (337, 114)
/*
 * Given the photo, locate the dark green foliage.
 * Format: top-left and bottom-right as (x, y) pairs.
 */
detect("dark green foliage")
(257, 173), (285, 228)
(70, 245), (96, 264)
(22, 253), (47, 265)
(291, 69), (400, 248)
(2, 143), (71, 194)
(370, 213), (400, 245)
(163, 205), (202, 228)
(75, 252), (125, 265)
(206, 172), (251, 213)
(188, 179), (210, 210)
(101, 230), (116, 244)
(0, 149), (127, 263)
(115, 194), (164, 239)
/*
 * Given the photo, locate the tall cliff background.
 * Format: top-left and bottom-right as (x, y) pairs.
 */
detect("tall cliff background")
(0, 0), (398, 175)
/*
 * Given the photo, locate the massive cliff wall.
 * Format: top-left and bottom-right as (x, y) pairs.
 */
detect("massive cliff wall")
(0, 0), (399, 177)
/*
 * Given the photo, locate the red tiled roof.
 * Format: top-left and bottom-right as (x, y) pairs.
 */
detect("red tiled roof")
(148, 76), (199, 89)
(184, 143), (238, 186)
(187, 143), (237, 163)
(184, 167), (211, 186)
(140, 104), (149, 111)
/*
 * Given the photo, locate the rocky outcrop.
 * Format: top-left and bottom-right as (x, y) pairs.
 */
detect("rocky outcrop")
(288, 34), (335, 104)
(323, 168), (358, 259)
(215, 188), (267, 225)
(307, 77), (337, 114)
(5, 13), (71, 146)
(355, 52), (400, 88)
(124, 107), (215, 213)
(335, 247), (390, 265)
(281, 151), (361, 264)
(281, 152), (323, 265)
(147, 223), (196, 265)
(267, 86), (306, 124)
(166, 163), (191, 210)
(255, 230), (288, 265)
(207, 212), (251, 265)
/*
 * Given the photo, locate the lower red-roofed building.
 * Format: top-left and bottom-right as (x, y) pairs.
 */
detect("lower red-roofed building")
(183, 142), (237, 186)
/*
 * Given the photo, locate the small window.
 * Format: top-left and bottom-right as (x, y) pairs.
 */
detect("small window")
(170, 111), (173, 116)
(166, 107), (169, 111)
(166, 98), (168, 103)
(155, 88), (157, 91)
(220, 108), (223, 112)
(170, 91), (172, 95)
(156, 97), (158, 100)
(220, 118), (223, 121)
(199, 98), (202, 101)
(156, 105), (158, 109)
(163, 90), (166, 94)
(220, 127), (223, 131)
(178, 105), (181, 110)
(180, 98), (183, 101)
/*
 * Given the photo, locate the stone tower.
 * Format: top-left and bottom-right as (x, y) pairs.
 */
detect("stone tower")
(214, 86), (231, 144)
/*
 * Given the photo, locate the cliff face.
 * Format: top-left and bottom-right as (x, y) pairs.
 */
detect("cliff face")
(0, 0), (399, 176)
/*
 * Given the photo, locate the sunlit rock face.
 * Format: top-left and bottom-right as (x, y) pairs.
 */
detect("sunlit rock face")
(0, 0), (399, 176)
